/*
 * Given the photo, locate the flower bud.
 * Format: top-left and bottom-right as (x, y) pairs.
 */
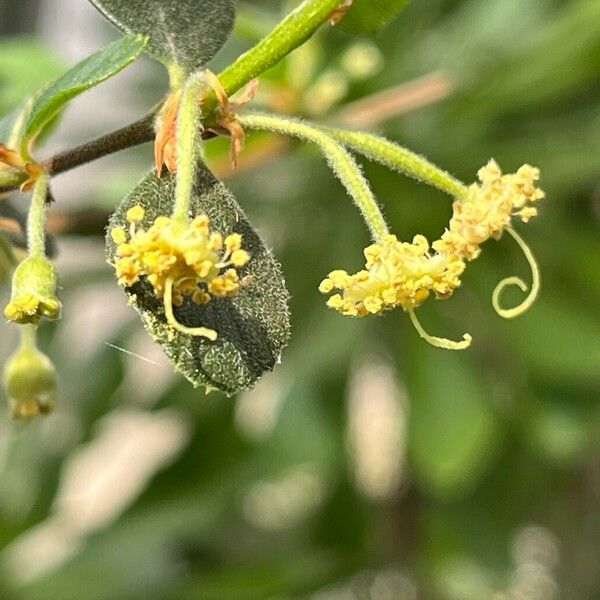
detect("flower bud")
(3, 342), (57, 419)
(3, 255), (61, 324)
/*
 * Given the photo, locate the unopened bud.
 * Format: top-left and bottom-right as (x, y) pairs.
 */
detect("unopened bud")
(3, 342), (57, 419)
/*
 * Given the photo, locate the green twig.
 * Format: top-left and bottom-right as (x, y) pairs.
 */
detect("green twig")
(323, 128), (469, 198)
(27, 174), (49, 257)
(204, 0), (342, 114)
(173, 74), (205, 222)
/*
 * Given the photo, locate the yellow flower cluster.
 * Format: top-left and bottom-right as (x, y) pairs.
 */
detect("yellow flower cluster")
(319, 161), (545, 346)
(319, 234), (465, 316)
(4, 294), (60, 324)
(111, 204), (250, 313)
(4, 256), (61, 325)
(433, 160), (544, 261)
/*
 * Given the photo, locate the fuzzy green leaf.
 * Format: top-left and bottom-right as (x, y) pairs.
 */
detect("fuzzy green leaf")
(106, 165), (290, 395)
(21, 35), (147, 152)
(340, 0), (411, 34)
(89, 0), (236, 73)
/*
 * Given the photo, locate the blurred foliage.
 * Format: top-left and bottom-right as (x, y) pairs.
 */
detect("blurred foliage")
(0, 1), (599, 599)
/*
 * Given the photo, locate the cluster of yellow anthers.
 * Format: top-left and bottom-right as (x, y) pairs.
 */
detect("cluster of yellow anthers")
(111, 205), (250, 340)
(319, 234), (465, 316)
(433, 160), (544, 262)
(319, 161), (544, 348)
(4, 290), (60, 324)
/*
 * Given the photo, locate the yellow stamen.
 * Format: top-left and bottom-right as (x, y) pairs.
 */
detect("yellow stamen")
(492, 226), (540, 319)
(408, 309), (472, 351)
(163, 276), (217, 341)
(126, 206), (145, 223)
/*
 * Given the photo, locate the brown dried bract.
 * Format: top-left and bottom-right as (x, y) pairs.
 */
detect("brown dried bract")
(203, 70), (258, 168)
(327, 0), (353, 26)
(154, 91), (181, 176)
(0, 144), (44, 191)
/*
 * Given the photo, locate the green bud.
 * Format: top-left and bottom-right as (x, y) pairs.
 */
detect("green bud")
(3, 342), (57, 419)
(3, 255), (61, 324)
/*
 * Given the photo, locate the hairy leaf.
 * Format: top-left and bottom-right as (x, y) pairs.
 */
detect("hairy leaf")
(89, 0), (236, 73)
(340, 0), (411, 34)
(21, 35), (147, 151)
(106, 165), (290, 394)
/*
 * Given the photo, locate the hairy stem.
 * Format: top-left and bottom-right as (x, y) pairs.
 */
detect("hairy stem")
(0, 114), (155, 196)
(27, 173), (48, 256)
(323, 128), (468, 198)
(173, 74), (205, 222)
(240, 112), (389, 241)
(46, 113), (156, 176)
(1, 2), (346, 196)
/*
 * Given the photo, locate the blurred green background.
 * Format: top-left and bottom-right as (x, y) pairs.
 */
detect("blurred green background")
(1, 1), (599, 598)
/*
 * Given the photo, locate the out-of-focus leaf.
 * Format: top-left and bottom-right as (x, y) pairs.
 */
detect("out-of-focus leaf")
(0, 37), (63, 114)
(502, 297), (600, 387)
(106, 165), (291, 394)
(21, 35), (147, 152)
(405, 334), (499, 499)
(0, 112), (14, 143)
(340, 0), (411, 34)
(174, 553), (346, 600)
(89, 0), (236, 72)
(530, 402), (589, 465)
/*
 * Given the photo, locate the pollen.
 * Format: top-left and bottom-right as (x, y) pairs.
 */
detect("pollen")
(432, 160), (545, 261)
(126, 205), (145, 223)
(319, 234), (465, 317)
(110, 205), (251, 338)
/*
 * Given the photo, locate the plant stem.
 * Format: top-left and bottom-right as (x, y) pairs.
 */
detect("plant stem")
(240, 112), (389, 241)
(1, 1), (345, 196)
(323, 128), (469, 198)
(46, 113), (156, 176)
(27, 173), (48, 257)
(173, 74), (205, 222)
(203, 0), (342, 114)
(0, 114), (155, 196)
(20, 324), (37, 349)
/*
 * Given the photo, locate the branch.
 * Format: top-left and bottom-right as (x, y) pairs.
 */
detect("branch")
(45, 112), (155, 176)
(202, 0), (342, 115)
(0, 0), (345, 196)
(0, 113), (156, 196)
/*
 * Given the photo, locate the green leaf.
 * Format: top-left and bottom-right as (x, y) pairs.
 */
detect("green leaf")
(89, 0), (236, 73)
(0, 37), (64, 115)
(340, 0), (411, 34)
(106, 165), (291, 395)
(21, 35), (147, 152)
